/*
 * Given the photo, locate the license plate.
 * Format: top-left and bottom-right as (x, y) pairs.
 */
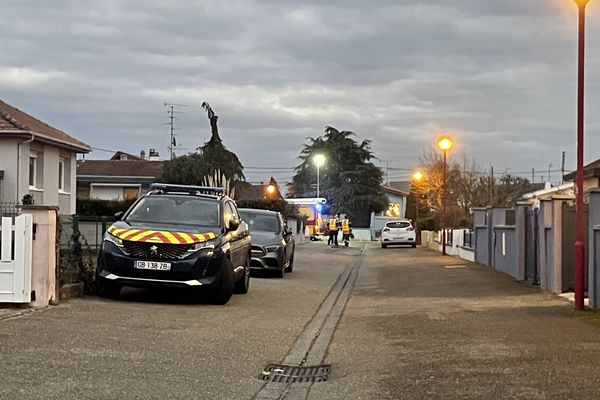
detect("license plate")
(135, 261), (171, 271)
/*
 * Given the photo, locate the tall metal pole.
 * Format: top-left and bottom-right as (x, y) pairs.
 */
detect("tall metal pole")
(575, 0), (589, 311)
(316, 162), (320, 198)
(442, 150), (447, 255)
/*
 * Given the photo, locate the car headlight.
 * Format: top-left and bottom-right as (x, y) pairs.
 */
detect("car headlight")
(188, 240), (217, 253)
(104, 233), (123, 247)
(265, 240), (286, 253)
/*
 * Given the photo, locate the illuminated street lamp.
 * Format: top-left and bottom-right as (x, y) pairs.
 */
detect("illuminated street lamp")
(266, 184), (276, 197)
(313, 154), (326, 198)
(437, 135), (454, 256)
(412, 170), (425, 244)
(572, 0), (591, 311)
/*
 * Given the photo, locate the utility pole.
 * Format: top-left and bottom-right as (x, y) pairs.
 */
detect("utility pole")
(531, 168), (535, 183)
(548, 163), (553, 185)
(489, 166), (495, 206)
(561, 151), (566, 185)
(164, 101), (188, 160)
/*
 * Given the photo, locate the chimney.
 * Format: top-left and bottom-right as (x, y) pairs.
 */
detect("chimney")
(148, 149), (160, 161)
(545, 181), (552, 190)
(140, 150), (146, 159)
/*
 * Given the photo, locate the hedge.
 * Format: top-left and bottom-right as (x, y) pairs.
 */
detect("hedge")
(236, 199), (301, 219)
(76, 198), (137, 217)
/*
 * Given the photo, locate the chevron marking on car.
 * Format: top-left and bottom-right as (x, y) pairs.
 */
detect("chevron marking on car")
(107, 225), (217, 244)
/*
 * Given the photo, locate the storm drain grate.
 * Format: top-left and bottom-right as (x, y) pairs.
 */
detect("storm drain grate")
(259, 364), (331, 384)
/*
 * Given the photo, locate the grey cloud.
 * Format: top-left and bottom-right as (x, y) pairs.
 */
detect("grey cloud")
(1, 0), (599, 184)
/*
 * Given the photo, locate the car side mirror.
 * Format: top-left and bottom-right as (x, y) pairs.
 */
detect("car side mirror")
(114, 211), (124, 220)
(227, 218), (241, 232)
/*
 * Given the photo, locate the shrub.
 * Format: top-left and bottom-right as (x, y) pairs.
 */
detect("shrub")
(76, 198), (137, 217)
(236, 199), (301, 220)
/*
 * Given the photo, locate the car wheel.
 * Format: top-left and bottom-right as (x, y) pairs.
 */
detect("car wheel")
(285, 249), (294, 273)
(381, 243), (387, 249)
(96, 278), (121, 299)
(234, 256), (250, 294)
(212, 258), (234, 305)
(411, 243), (417, 248)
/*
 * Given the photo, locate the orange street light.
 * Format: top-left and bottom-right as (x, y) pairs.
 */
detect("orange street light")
(437, 134), (454, 256)
(412, 170), (425, 244)
(266, 184), (276, 195)
(437, 135), (453, 152)
(413, 170), (424, 182)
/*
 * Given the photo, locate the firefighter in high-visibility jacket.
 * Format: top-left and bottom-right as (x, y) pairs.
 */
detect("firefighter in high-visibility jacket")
(341, 216), (352, 247)
(328, 214), (340, 246)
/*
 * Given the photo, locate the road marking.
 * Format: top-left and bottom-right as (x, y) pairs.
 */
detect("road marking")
(254, 244), (367, 400)
(444, 265), (467, 269)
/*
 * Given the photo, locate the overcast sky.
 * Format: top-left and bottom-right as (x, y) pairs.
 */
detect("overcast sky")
(2, 0), (600, 185)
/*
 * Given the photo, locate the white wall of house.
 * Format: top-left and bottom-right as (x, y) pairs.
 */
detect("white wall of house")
(0, 138), (77, 214)
(0, 138), (31, 206)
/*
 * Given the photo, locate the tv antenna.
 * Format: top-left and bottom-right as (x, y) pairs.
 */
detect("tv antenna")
(164, 101), (188, 160)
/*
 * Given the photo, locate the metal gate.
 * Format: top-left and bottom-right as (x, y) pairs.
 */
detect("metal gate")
(561, 203), (589, 292)
(0, 215), (33, 303)
(525, 208), (539, 284)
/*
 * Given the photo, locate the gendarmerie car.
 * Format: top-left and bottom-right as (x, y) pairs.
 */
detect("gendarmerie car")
(96, 183), (251, 304)
(238, 208), (295, 278)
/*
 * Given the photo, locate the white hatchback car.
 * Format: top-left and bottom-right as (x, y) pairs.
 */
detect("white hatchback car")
(380, 220), (417, 248)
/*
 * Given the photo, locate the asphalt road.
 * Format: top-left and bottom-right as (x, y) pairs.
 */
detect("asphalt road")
(2, 242), (600, 399)
(0, 241), (359, 400)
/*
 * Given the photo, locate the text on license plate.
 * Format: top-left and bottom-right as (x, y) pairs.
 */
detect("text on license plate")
(135, 261), (171, 271)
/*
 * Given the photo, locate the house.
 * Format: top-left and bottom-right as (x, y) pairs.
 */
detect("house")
(368, 181), (410, 240)
(234, 177), (283, 201)
(564, 158), (600, 191)
(0, 99), (90, 214)
(76, 150), (163, 200)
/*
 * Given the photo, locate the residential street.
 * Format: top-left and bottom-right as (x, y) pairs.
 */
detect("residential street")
(2, 242), (600, 399)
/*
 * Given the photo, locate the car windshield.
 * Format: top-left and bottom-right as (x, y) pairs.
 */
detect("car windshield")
(125, 196), (220, 228)
(386, 221), (411, 229)
(240, 212), (280, 233)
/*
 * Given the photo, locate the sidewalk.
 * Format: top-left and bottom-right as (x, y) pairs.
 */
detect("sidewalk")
(0, 305), (32, 321)
(311, 246), (600, 400)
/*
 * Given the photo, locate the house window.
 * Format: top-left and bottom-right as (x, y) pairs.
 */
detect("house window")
(29, 154), (37, 189)
(58, 158), (65, 191)
(385, 203), (401, 217)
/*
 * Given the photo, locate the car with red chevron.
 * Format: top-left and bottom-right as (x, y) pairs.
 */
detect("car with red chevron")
(95, 183), (251, 304)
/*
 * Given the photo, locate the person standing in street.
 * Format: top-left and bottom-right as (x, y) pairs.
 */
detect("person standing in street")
(342, 215), (352, 247)
(328, 214), (339, 246)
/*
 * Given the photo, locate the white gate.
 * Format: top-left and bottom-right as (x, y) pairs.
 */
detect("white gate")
(0, 215), (33, 303)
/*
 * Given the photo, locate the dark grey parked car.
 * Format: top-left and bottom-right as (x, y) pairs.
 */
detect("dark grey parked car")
(238, 208), (295, 278)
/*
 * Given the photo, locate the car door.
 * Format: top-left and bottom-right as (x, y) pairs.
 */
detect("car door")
(226, 201), (250, 268)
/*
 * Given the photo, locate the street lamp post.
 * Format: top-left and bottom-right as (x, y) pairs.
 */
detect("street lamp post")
(573, 0), (590, 311)
(412, 171), (424, 245)
(313, 154), (326, 198)
(437, 135), (454, 256)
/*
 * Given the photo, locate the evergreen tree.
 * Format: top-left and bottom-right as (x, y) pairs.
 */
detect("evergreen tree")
(288, 126), (388, 227)
(160, 102), (244, 184)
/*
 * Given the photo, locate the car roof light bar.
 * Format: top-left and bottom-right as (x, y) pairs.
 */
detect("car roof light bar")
(150, 183), (226, 196)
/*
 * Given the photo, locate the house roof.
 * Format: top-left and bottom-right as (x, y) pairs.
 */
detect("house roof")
(383, 186), (409, 197)
(564, 158), (600, 181)
(110, 151), (144, 161)
(388, 181), (411, 194)
(234, 178), (283, 201)
(77, 160), (163, 178)
(0, 99), (90, 152)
